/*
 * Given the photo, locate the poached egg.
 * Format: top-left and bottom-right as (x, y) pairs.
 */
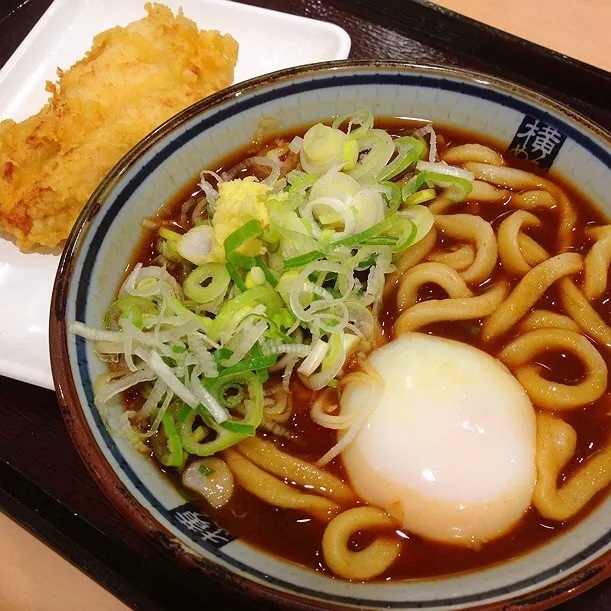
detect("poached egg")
(340, 333), (537, 546)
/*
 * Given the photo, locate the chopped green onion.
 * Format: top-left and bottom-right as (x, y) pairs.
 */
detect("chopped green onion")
(423, 171), (473, 201)
(246, 266), (266, 288)
(331, 215), (398, 248)
(225, 260), (246, 292)
(176, 403), (191, 423)
(346, 129), (395, 182)
(209, 285), (276, 341)
(219, 354), (277, 377)
(415, 161), (474, 202)
(284, 251), (324, 269)
(403, 188), (436, 206)
(179, 372), (263, 456)
(213, 348), (232, 365)
(104, 296), (156, 330)
(216, 382), (245, 408)
(159, 227), (182, 241)
(380, 180), (402, 216)
(388, 218), (417, 253)
(183, 262), (230, 304)
(287, 172), (317, 192)
(197, 404), (214, 421)
(198, 463), (215, 476)
(250, 342), (269, 383)
(332, 110), (374, 140)
(151, 412), (183, 468)
(220, 421), (256, 435)
(167, 298), (212, 332)
(397, 204), (435, 248)
(158, 235), (184, 263)
(377, 136), (424, 181)
(301, 123), (358, 175)
(361, 235), (398, 246)
(224, 219), (263, 270)
(176, 225), (214, 266)
(254, 256), (278, 287)
(401, 172), (426, 200)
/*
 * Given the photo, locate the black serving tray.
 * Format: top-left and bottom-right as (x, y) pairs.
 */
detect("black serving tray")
(0, 1), (609, 609)
(330, 0), (611, 129)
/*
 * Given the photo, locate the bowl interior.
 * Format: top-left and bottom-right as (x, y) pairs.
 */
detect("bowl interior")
(52, 62), (611, 610)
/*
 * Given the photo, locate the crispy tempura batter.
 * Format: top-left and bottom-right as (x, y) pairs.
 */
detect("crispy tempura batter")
(0, 3), (238, 249)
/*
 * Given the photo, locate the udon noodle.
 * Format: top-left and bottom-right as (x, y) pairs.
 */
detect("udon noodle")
(73, 116), (611, 582)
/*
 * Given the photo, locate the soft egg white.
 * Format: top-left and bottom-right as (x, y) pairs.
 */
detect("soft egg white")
(340, 332), (537, 546)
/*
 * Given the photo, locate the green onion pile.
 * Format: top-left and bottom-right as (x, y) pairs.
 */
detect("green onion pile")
(71, 111), (474, 464)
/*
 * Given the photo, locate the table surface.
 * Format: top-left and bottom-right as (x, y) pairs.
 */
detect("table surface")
(0, 511), (129, 610)
(430, 0), (611, 73)
(0, 1), (609, 610)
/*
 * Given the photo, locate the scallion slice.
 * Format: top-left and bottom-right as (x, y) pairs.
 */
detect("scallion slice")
(401, 172), (426, 200)
(284, 251), (324, 269)
(220, 421), (256, 435)
(331, 215), (398, 248)
(183, 263), (230, 304)
(224, 219), (263, 270)
(377, 136), (425, 182)
(403, 188), (436, 206)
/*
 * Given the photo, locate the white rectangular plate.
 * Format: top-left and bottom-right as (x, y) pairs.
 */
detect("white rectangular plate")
(0, 0), (350, 390)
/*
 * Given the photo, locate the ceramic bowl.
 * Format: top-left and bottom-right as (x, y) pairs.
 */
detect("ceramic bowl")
(50, 60), (611, 610)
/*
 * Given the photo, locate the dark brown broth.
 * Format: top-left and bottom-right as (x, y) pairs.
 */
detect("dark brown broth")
(129, 118), (610, 581)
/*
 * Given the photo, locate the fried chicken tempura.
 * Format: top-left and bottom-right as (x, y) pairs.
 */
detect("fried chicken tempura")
(0, 3), (238, 250)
